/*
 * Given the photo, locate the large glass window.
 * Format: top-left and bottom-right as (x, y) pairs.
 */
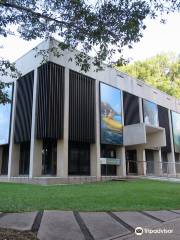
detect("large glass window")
(0, 84), (13, 145)
(19, 142), (30, 175)
(100, 82), (123, 145)
(171, 111), (180, 153)
(143, 99), (158, 126)
(42, 139), (57, 175)
(1, 145), (9, 175)
(68, 142), (90, 175)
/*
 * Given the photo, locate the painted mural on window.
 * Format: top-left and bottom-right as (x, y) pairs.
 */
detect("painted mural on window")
(100, 83), (123, 145)
(0, 84), (13, 145)
(143, 99), (159, 126)
(171, 111), (180, 153)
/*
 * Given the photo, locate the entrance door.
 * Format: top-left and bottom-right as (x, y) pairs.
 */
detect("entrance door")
(1, 145), (9, 175)
(126, 150), (137, 175)
(19, 142), (30, 175)
(161, 151), (168, 174)
(68, 142), (90, 175)
(145, 149), (154, 175)
(101, 145), (117, 176)
(42, 139), (57, 175)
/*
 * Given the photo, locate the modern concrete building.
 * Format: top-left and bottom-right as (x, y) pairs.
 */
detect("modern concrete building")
(0, 38), (180, 184)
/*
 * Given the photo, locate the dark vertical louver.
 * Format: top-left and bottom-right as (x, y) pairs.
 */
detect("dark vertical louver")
(14, 71), (34, 143)
(36, 62), (65, 139)
(158, 105), (171, 152)
(69, 70), (95, 143)
(123, 91), (140, 125)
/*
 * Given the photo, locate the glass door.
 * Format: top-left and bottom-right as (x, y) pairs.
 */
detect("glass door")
(42, 139), (57, 175)
(126, 150), (137, 175)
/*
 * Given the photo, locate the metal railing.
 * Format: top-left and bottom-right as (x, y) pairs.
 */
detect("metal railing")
(126, 160), (180, 179)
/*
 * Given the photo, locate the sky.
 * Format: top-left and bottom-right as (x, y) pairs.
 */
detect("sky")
(0, 12), (179, 63)
(0, 85), (13, 144)
(101, 83), (122, 113)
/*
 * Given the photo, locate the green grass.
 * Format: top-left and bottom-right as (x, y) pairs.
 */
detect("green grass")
(0, 179), (180, 212)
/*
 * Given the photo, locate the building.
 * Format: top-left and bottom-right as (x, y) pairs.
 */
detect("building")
(0, 39), (180, 184)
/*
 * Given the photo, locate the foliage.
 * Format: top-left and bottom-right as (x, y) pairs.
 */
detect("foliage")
(0, 59), (19, 104)
(0, 0), (180, 72)
(0, 0), (179, 102)
(117, 53), (180, 98)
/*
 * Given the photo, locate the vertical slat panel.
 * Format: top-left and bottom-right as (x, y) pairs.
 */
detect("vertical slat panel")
(69, 70), (95, 143)
(123, 91), (140, 125)
(158, 105), (171, 152)
(14, 71), (34, 143)
(36, 62), (65, 139)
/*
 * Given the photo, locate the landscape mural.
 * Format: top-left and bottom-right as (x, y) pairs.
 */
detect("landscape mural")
(0, 84), (13, 145)
(171, 111), (180, 153)
(100, 82), (123, 145)
(143, 99), (159, 126)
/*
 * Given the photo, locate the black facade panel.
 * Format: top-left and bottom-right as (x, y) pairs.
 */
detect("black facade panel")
(36, 62), (65, 139)
(14, 71), (34, 143)
(123, 91), (140, 125)
(69, 70), (95, 143)
(158, 105), (171, 152)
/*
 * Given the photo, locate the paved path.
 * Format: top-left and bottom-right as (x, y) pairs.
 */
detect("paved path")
(1, 210), (180, 239)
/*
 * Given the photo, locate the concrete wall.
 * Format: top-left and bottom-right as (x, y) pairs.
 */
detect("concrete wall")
(145, 129), (166, 149)
(124, 123), (146, 146)
(2, 38), (180, 181)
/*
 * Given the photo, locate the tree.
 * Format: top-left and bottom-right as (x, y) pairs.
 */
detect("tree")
(117, 53), (180, 98)
(0, 0), (180, 103)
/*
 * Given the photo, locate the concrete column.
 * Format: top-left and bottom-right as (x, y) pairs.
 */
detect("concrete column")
(139, 98), (143, 123)
(29, 69), (43, 177)
(167, 110), (176, 176)
(30, 140), (42, 177)
(154, 150), (163, 176)
(0, 147), (3, 174)
(8, 81), (20, 177)
(56, 67), (69, 177)
(116, 90), (126, 177)
(116, 147), (126, 177)
(90, 80), (101, 178)
(136, 147), (146, 175)
(57, 139), (68, 177)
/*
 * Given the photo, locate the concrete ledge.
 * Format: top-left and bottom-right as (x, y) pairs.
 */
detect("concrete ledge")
(0, 176), (124, 185)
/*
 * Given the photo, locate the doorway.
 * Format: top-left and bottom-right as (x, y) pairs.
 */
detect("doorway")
(68, 142), (90, 175)
(145, 149), (154, 175)
(126, 150), (137, 175)
(1, 145), (9, 175)
(101, 145), (117, 176)
(42, 139), (57, 175)
(19, 142), (30, 175)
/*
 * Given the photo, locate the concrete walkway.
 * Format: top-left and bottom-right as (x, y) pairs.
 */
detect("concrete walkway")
(1, 210), (180, 239)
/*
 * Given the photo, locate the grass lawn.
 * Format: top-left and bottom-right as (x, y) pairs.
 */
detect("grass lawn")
(0, 179), (180, 212)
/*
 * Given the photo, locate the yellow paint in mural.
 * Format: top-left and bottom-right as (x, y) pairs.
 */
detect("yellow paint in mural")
(102, 117), (122, 133)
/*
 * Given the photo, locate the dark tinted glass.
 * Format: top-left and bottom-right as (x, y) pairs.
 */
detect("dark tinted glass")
(19, 142), (30, 175)
(68, 142), (90, 175)
(1, 145), (9, 175)
(42, 139), (57, 175)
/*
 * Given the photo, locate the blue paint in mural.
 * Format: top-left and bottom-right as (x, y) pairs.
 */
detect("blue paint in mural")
(143, 99), (159, 127)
